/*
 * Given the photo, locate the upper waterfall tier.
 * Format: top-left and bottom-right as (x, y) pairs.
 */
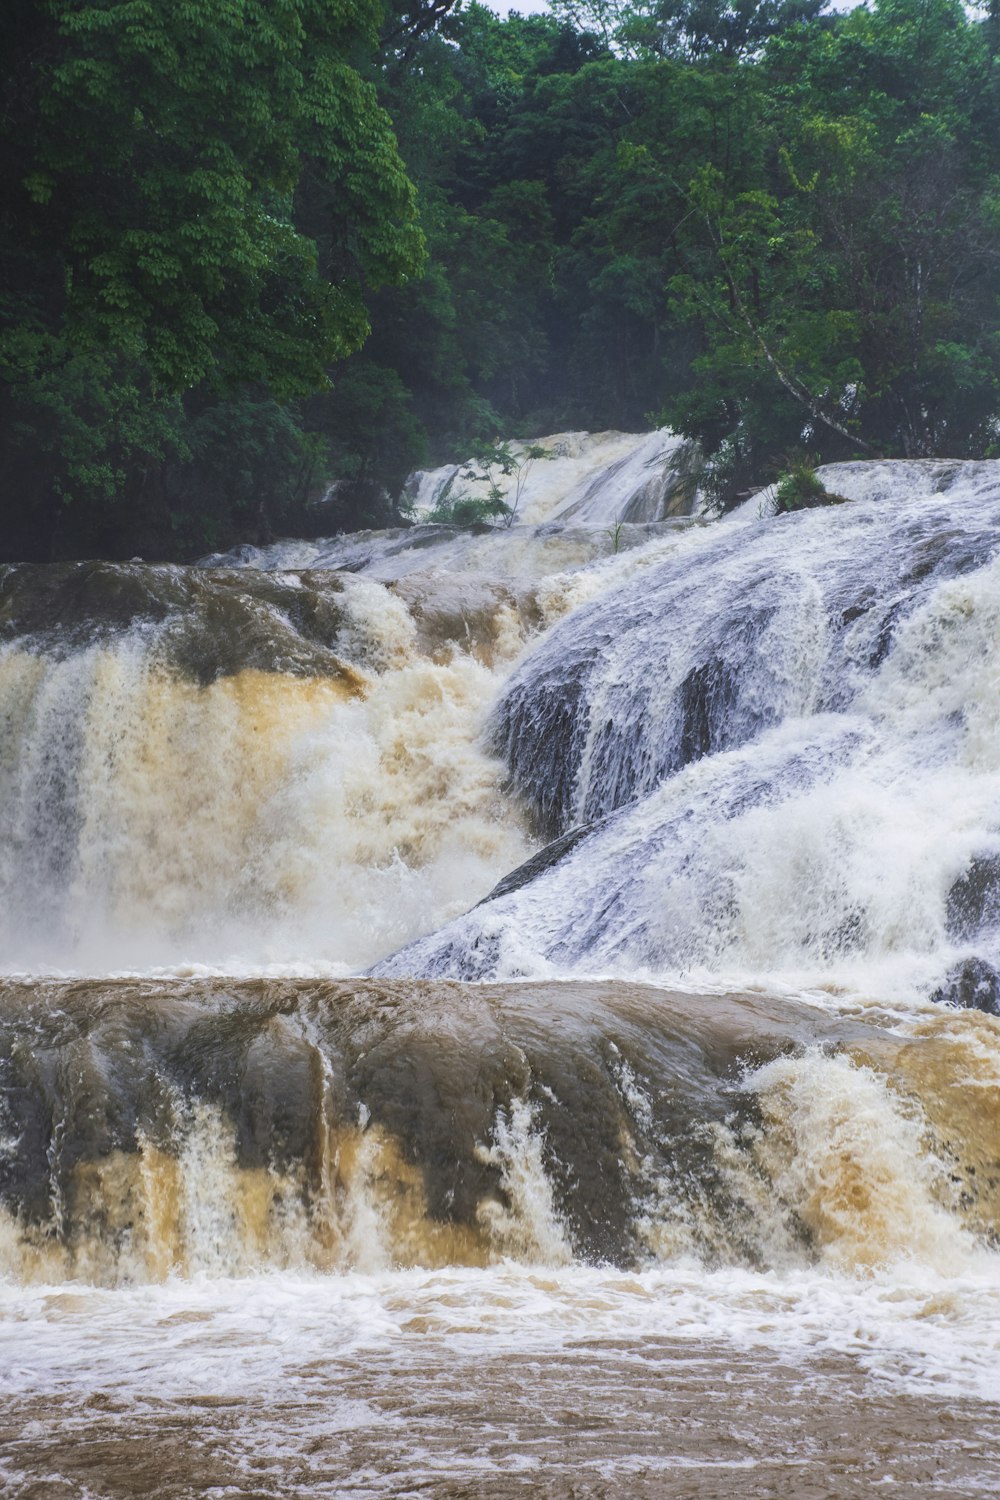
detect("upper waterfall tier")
(403, 429), (700, 526)
(199, 429), (701, 575)
(8, 454), (1000, 1004)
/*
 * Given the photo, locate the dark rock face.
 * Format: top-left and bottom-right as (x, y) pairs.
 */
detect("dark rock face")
(932, 958), (1000, 1016)
(0, 561), (360, 686)
(477, 821), (604, 905)
(0, 976), (901, 1276)
(489, 486), (1000, 838)
(945, 855), (1000, 942)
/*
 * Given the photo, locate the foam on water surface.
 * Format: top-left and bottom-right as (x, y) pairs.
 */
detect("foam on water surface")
(2, 1262), (1000, 1497)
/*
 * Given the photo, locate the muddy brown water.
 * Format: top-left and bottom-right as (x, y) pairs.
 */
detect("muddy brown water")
(2, 1336), (997, 1498)
(4, 976), (996, 1281)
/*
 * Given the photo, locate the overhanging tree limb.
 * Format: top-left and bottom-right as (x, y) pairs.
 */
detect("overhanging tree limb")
(705, 206), (878, 456)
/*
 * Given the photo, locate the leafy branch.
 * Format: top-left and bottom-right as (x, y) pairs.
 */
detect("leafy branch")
(431, 441), (552, 527)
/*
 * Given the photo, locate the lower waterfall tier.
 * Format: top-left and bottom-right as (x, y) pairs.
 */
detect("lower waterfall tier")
(2, 977), (996, 1285)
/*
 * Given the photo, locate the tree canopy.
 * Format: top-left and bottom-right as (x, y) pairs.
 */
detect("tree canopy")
(1, 0), (422, 555)
(4, 0), (1000, 557)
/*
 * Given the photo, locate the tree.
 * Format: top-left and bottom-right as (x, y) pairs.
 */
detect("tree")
(658, 0), (1000, 500)
(7, 0), (1000, 556)
(2, 0), (423, 391)
(549, 0), (828, 59)
(0, 0), (424, 557)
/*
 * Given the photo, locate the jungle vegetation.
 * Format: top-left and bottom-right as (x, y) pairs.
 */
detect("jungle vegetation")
(3, 0), (1000, 558)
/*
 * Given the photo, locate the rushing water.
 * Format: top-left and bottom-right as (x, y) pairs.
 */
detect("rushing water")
(3, 438), (1000, 1496)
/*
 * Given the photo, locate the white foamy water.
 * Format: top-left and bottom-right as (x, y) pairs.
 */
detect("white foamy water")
(0, 476), (718, 975)
(0, 577), (534, 974)
(404, 427), (697, 526)
(3, 1259), (999, 1405)
(380, 461), (1000, 1008)
(2, 1263), (999, 1497)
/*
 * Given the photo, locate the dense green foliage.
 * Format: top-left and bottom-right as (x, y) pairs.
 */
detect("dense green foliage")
(5, 0), (1000, 557)
(1, 0), (422, 556)
(771, 460), (846, 513)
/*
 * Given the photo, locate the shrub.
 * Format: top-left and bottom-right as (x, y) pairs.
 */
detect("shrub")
(772, 461), (849, 514)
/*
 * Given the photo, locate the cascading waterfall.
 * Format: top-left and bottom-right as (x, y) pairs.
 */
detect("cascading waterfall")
(376, 461), (1000, 1001)
(2, 976), (998, 1284)
(0, 563), (537, 971)
(4, 442), (1000, 1496)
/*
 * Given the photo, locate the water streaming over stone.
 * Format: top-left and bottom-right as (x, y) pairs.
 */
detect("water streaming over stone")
(6, 975), (994, 1286)
(4, 443), (1000, 1495)
(397, 428), (699, 527)
(376, 461), (1000, 1003)
(0, 562), (538, 972)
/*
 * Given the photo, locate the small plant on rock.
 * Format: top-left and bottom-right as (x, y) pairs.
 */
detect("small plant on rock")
(605, 515), (626, 553)
(429, 441), (551, 528)
(772, 459), (850, 514)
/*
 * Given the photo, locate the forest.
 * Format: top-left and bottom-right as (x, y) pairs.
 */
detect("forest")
(3, 0), (1000, 561)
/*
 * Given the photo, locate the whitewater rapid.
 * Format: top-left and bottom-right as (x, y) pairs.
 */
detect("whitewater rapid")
(376, 459), (1000, 1008)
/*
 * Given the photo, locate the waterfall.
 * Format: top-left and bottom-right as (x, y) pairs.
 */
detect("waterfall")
(375, 461), (1000, 1003)
(1, 976), (995, 1285)
(4, 446), (1000, 1494)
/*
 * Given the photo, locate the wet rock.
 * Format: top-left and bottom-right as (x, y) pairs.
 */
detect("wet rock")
(0, 975), (904, 1274)
(478, 821), (604, 905)
(945, 854), (1000, 942)
(389, 572), (541, 664)
(0, 560), (362, 686)
(931, 957), (1000, 1015)
(489, 473), (1000, 837)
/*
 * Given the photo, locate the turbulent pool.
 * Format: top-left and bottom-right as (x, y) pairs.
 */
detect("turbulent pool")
(2, 432), (1000, 1496)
